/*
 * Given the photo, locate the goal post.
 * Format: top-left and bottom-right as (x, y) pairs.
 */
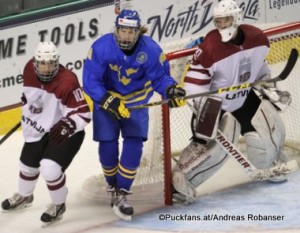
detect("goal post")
(80, 22), (300, 206)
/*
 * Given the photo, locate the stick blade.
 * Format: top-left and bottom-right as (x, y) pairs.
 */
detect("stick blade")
(278, 48), (299, 81)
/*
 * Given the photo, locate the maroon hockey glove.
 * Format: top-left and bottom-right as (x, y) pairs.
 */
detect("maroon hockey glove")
(49, 117), (76, 145)
(166, 84), (186, 108)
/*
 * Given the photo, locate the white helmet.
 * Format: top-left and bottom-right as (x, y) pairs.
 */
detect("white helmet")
(33, 41), (59, 82)
(213, 0), (243, 42)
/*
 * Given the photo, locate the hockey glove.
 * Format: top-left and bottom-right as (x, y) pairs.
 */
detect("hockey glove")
(260, 87), (292, 112)
(166, 84), (186, 108)
(49, 117), (76, 145)
(99, 93), (130, 119)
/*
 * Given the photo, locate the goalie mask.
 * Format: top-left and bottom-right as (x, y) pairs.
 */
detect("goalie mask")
(213, 0), (243, 42)
(115, 9), (141, 50)
(33, 41), (59, 82)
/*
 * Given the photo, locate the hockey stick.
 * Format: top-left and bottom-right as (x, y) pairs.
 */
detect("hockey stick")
(0, 121), (21, 146)
(216, 130), (299, 181)
(186, 102), (299, 181)
(129, 48), (298, 110)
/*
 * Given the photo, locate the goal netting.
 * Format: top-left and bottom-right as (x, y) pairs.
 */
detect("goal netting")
(81, 22), (300, 205)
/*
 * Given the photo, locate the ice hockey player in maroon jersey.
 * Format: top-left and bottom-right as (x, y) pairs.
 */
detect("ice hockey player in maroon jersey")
(1, 41), (91, 225)
(172, 0), (292, 204)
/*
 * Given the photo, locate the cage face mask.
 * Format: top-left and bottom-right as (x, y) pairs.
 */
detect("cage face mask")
(115, 9), (141, 50)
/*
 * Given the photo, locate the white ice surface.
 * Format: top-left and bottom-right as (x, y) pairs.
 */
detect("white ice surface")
(0, 123), (299, 233)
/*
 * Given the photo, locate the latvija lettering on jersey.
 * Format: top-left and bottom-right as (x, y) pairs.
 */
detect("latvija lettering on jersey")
(22, 115), (45, 134)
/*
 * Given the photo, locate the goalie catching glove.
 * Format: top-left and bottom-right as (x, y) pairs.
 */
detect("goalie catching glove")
(259, 86), (292, 112)
(100, 93), (130, 119)
(49, 117), (76, 145)
(166, 84), (186, 108)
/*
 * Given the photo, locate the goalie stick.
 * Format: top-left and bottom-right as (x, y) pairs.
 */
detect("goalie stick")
(0, 121), (21, 146)
(186, 102), (299, 181)
(129, 48), (298, 110)
(216, 130), (299, 181)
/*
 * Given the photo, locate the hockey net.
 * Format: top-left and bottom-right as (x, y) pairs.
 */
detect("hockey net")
(81, 22), (300, 205)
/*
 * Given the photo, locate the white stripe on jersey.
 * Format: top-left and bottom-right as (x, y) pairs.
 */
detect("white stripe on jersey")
(185, 46), (269, 112)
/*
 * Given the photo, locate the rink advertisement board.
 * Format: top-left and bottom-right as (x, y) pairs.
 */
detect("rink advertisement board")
(0, 0), (299, 107)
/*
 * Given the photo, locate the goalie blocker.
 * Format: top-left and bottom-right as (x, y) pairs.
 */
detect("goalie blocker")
(193, 97), (222, 140)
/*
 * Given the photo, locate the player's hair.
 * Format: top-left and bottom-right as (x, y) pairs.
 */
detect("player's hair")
(139, 25), (148, 35)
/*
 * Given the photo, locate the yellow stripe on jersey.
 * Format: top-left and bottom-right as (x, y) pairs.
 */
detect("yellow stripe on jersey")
(109, 81), (153, 104)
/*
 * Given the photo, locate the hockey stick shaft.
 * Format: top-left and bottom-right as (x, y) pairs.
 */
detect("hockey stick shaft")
(186, 102), (299, 181)
(129, 48), (298, 110)
(0, 121), (21, 146)
(215, 130), (256, 175)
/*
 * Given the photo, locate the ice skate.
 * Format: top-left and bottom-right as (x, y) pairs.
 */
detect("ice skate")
(267, 160), (289, 183)
(41, 203), (66, 227)
(172, 190), (193, 206)
(112, 188), (134, 221)
(1, 193), (34, 212)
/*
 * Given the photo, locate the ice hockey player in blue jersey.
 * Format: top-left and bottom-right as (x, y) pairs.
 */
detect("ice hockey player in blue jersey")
(83, 9), (186, 221)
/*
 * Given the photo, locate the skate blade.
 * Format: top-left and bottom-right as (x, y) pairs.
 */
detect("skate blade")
(1, 203), (33, 213)
(41, 215), (63, 228)
(172, 193), (195, 205)
(112, 206), (132, 221)
(172, 197), (190, 206)
(268, 175), (288, 183)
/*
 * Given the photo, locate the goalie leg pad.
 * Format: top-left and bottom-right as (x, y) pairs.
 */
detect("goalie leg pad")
(245, 100), (286, 169)
(173, 112), (241, 197)
(244, 132), (273, 169)
(172, 171), (197, 204)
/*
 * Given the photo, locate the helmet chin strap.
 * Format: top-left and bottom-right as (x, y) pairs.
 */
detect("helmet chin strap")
(36, 70), (58, 83)
(121, 42), (138, 56)
(228, 27), (244, 45)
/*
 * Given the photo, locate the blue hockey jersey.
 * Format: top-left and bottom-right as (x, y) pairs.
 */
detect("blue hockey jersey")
(82, 33), (176, 109)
